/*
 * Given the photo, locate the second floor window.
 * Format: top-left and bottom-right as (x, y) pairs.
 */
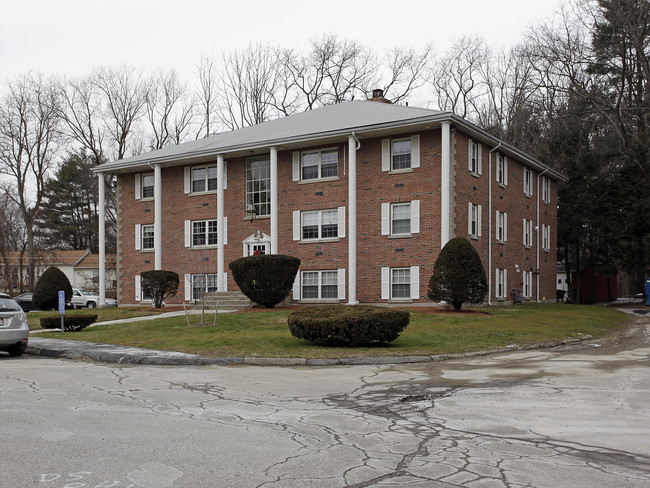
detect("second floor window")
(142, 224), (154, 250)
(542, 224), (551, 251)
(469, 203), (482, 238)
(192, 220), (218, 247)
(523, 219), (533, 247)
(302, 210), (338, 240)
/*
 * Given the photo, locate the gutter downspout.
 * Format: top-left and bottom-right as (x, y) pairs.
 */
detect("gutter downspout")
(536, 167), (549, 302)
(488, 143), (502, 306)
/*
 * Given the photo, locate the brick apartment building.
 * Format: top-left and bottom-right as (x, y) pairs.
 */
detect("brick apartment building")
(93, 94), (564, 306)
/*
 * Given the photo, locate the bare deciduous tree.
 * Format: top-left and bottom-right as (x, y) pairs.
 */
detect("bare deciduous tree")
(380, 45), (433, 104)
(196, 54), (220, 138)
(145, 68), (197, 150)
(0, 73), (60, 289)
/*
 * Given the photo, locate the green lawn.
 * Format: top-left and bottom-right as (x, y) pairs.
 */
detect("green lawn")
(32, 303), (631, 359)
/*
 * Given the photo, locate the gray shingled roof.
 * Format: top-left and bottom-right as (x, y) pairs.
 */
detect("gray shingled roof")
(94, 100), (565, 181)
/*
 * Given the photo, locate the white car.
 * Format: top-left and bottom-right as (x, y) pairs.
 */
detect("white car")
(0, 293), (29, 357)
(70, 288), (117, 309)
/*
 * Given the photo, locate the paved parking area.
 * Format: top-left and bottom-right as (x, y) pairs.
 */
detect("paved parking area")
(1, 312), (649, 487)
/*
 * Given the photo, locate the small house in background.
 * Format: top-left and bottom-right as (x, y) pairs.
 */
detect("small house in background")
(0, 250), (116, 296)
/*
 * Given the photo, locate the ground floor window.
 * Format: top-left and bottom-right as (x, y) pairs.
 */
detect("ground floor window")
(496, 269), (507, 299)
(381, 266), (420, 300)
(192, 273), (218, 301)
(302, 270), (338, 300)
(522, 270), (533, 298)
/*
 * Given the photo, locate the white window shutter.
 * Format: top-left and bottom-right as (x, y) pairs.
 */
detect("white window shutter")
(135, 174), (141, 200)
(338, 207), (346, 238)
(292, 272), (301, 300)
(337, 268), (346, 300)
(411, 200), (420, 234)
(184, 167), (190, 194)
(184, 274), (191, 301)
(135, 275), (141, 302)
(381, 203), (390, 236)
(223, 161), (228, 189)
(411, 135), (420, 168)
(410, 266), (420, 300)
(523, 219), (527, 245)
(381, 267), (390, 300)
(293, 211), (301, 241)
(381, 139), (391, 171)
(504, 269), (508, 294)
(184, 220), (191, 248)
(504, 157), (508, 185)
(504, 213), (508, 241)
(468, 203), (473, 236)
(292, 152), (300, 181)
(478, 144), (483, 175)
(478, 205), (482, 237)
(223, 217), (228, 245)
(223, 272), (228, 292)
(135, 224), (141, 250)
(468, 140), (473, 171)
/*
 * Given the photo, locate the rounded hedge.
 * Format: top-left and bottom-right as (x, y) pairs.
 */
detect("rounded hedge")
(229, 254), (300, 308)
(288, 305), (410, 346)
(33, 266), (73, 311)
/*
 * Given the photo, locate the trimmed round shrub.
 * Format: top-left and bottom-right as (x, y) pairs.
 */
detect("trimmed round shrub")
(141, 270), (179, 308)
(229, 254), (300, 308)
(33, 266), (73, 311)
(428, 237), (488, 311)
(288, 305), (410, 346)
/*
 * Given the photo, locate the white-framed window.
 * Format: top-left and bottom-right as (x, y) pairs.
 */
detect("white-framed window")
(523, 219), (533, 247)
(184, 219), (227, 248)
(292, 148), (338, 182)
(541, 224), (551, 252)
(381, 201), (420, 236)
(135, 224), (154, 250)
(468, 203), (482, 238)
(193, 165), (217, 193)
(184, 164), (226, 194)
(496, 211), (508, 242)
(542, 176), (551, 204)
(293, 269), (346, 301)
(381, 266), (420, 300)
(495, 268), (507, 299)
(469, 139), (482, 175)
(246, 155), (270, 217)
(381, 135), (421, 171)
(293, 208), (345, 242)
(184, 273), (227, 301)
(192, 220), (218, 247)
(134, 275), (153, 302)
(523, 167), (533, 197)
(496, 153), (508, 185)
(522, 270), (532, 298)
(135, 173), (154, 200)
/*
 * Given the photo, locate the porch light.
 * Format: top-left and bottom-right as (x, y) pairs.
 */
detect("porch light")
(246, 204), (258, 222)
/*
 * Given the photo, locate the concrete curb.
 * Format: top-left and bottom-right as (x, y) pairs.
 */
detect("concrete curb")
(25, 335), (593, 367)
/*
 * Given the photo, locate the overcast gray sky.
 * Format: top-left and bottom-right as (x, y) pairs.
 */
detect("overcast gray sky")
(1, 0), (564, 83)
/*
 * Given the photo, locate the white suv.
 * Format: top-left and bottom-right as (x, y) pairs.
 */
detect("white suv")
(70, 288), (117, 309)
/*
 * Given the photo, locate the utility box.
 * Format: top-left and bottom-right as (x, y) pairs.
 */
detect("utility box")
(645, 279), (650, 306)
(511, 288), (524, 304)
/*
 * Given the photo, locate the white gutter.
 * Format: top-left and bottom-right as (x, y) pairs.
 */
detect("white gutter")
(441, 122), (451, 248)
(347, 133), (359, 305)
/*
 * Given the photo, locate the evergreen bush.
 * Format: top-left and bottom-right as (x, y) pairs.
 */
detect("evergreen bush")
(229, 254), (300, 308)
(141, 270), (179, 308)
(427, 237), (488, 311)
(41, 314), (98, 331)
(288, 305), (410, 346)
(33, 266), (73, 311)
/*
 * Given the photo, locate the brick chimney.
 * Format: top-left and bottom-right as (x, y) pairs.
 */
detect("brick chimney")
(367, 88), (392, 104)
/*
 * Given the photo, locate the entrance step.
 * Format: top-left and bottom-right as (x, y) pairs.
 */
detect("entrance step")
(191, 291), (252, 312)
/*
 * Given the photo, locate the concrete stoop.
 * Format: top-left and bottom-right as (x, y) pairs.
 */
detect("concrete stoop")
(191, 291), (252, 312)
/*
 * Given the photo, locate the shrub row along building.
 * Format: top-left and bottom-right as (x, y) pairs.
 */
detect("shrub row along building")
(93, 91), (564, 306)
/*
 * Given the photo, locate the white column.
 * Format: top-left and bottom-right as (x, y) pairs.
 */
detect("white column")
(347, 135), (358, 305)
(98, 173), (106, 307)
(270, 146), (278, 254)
(441, 122), (451, 248)
(154, 164), (162, 270)
(217, 154), (225, 290)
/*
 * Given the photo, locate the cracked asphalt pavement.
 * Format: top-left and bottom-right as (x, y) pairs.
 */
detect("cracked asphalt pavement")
(1, 311), (649, 487)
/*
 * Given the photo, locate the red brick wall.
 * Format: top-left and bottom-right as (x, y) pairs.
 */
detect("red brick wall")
(116, 127), (558, 305)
